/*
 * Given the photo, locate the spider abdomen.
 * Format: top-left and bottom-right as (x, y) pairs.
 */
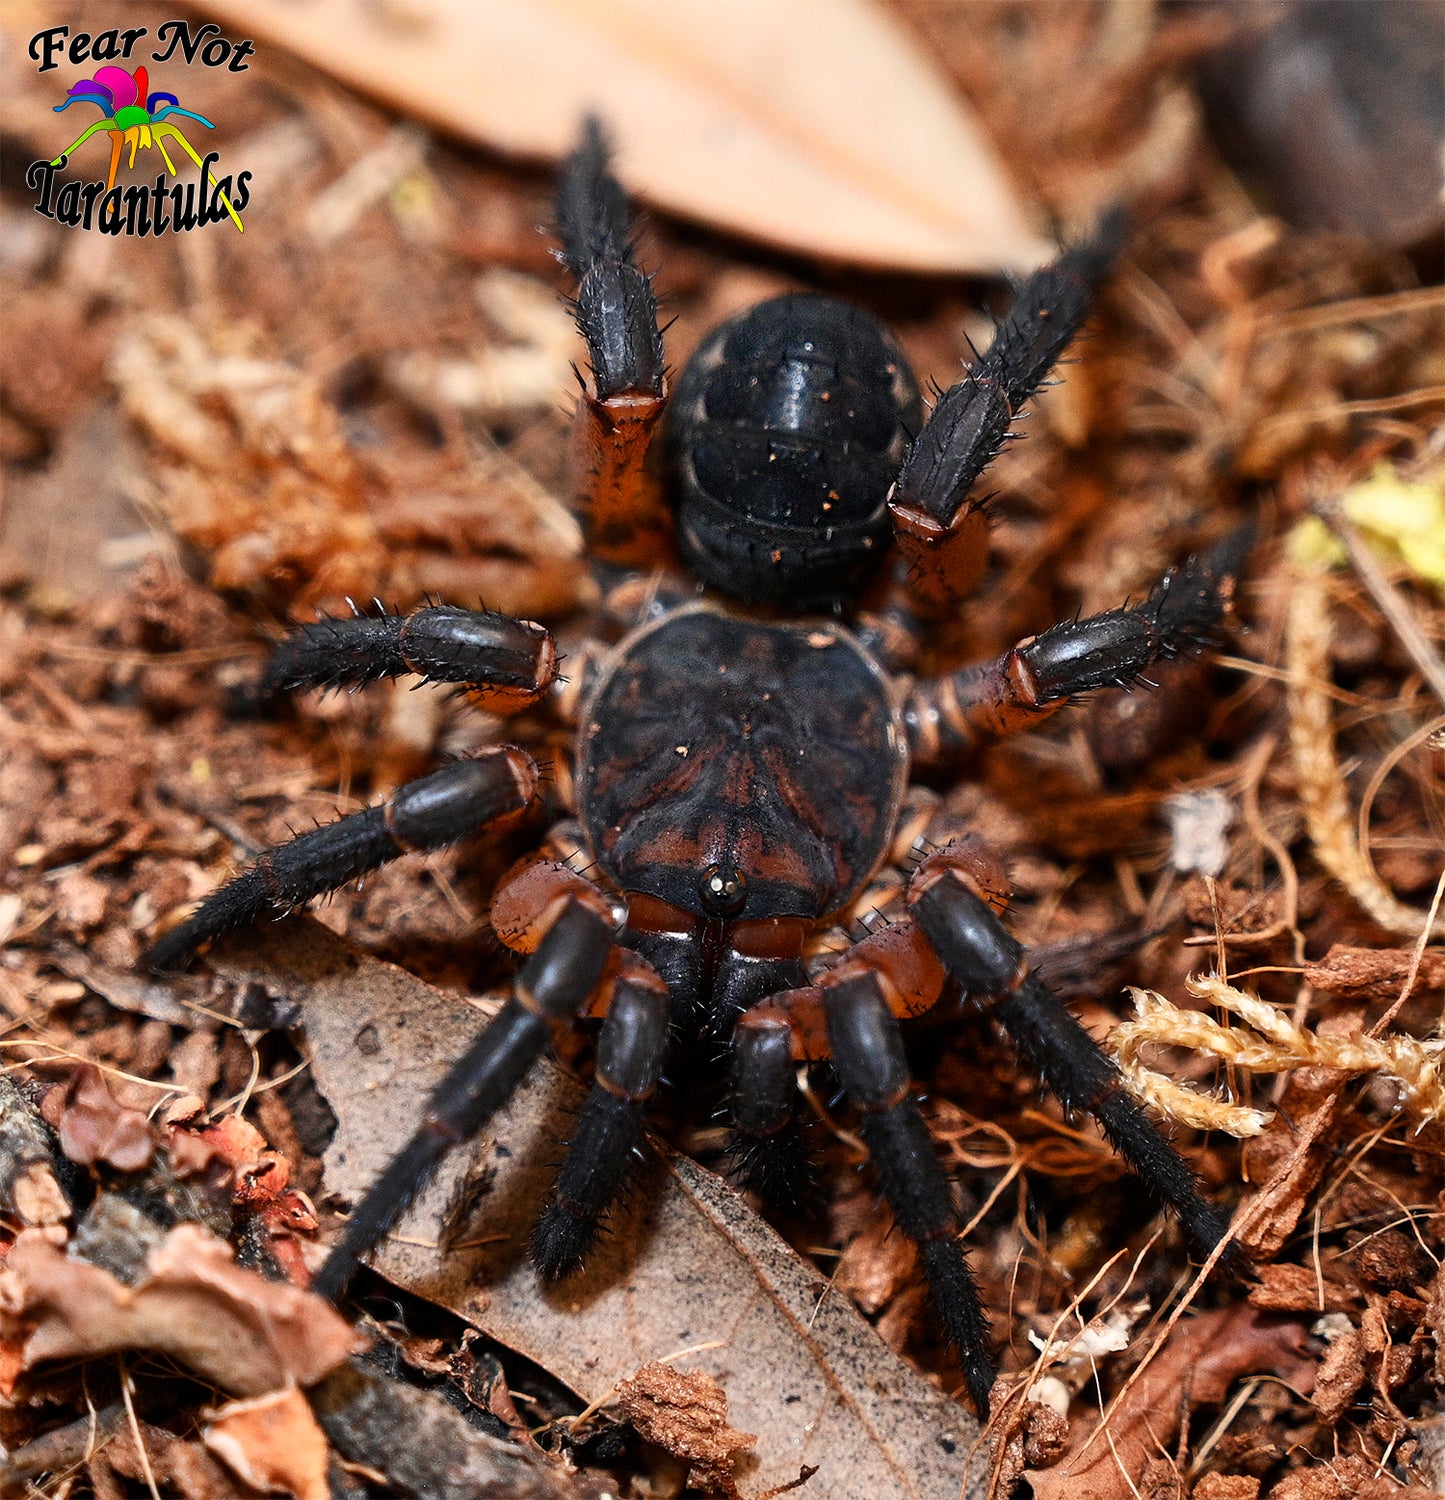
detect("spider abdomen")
(576, 604), (908, 923)
(666, 294), (922, 605)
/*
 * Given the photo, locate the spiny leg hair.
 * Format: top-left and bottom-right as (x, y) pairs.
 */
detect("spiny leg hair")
(910, 864), (1235, 1265)
(905, 525), (1252, 763)
(825, 971), (996, 1417)
(726, 1012), (818, 1212)
(258, 603), (556, 704)
(556, 116), (664, 401)
(894, 208), (1127, 527)
(313, 896), (616, 1302)
(146, 748), (537, 973)
(532, 965), (669, 1279)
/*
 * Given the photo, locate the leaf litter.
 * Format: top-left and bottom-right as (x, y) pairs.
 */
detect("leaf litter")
(210, 919), (983, 1499)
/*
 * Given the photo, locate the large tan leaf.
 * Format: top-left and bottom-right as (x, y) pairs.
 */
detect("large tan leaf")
(215, 921), (986, 1499)
(197, 0), (1050, 272)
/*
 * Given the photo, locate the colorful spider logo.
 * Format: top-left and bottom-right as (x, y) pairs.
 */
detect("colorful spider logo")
(51, 64), (243, 232)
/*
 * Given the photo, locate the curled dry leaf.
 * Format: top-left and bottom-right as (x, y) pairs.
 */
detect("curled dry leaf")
(0, 1221), (365, 1398)
(204, 1385), (332, 1500)
(196, 0), (1050, 272)
(40, 1062), (154, 1172)
(211, 919), (984, 1499)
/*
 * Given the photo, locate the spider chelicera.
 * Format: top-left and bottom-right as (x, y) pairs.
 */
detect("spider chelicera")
(149, 120), (1246, 1416)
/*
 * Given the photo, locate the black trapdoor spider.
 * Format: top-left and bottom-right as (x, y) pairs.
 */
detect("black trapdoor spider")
(149, 121), (1247, 1417)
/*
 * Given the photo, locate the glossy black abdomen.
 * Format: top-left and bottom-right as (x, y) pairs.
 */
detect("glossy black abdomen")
(666, 294), (922, 606)
(576, 606), (907, 923)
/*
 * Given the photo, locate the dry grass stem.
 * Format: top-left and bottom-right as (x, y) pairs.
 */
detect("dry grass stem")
(1285, 556), (1445, 939)
(1112, 974), (1445, 1137)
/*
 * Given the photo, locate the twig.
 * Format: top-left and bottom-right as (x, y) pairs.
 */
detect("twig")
(1286, 559), (1445, 938)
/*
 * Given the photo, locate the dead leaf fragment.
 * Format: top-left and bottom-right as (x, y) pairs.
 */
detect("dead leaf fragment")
(204, 1385), (331, 1500)
(1025, 1305), (1315, 1500)
(0, 1222), (365, 1397)
(1304, 943), (1445, 1003)
(1247, 1261), (1355, 1314)
(41, 1063), (154, 1172)
(197, 0), (1049, 272)
(618, 1362), (756, 1498)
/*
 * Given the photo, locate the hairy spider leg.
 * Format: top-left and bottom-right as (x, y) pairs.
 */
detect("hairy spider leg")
(312, 894), (620, 1302)
(532, 959), (670, 1278)
(724, 917), (995, 1410)
(908, 845), (1236, 1269)
(726, 832), (1237, 1419)
(253, 603), (557, 715)
(863, 214), (1127, 656)
(557, 117), (673, 567)
(903, 526), (1252, 766)
(825, 970), (997, 1418)
(145, 748), (538, 973)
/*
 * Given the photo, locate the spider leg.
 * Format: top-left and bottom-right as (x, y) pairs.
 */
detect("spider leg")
(870, 215), (1126, 645)
(254, 603), (557, 715)
(726, 1000), (818, 1211)
(905, 526), (1252, 765)
(908, 845), (1235, 1265)
(727, 940), (995, 1414)
(313, 893), (618, 1301)
(145, 747), (537, 971)
(825, 971), (996, 1417)
(556, 117), (672, 566)
(532, 959), (669, 1278)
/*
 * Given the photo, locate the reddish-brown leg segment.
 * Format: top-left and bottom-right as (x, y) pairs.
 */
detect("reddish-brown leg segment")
(860, 220), (1125, 665)
(905, 530), (1250, 765)
(557, 119), (675, 567)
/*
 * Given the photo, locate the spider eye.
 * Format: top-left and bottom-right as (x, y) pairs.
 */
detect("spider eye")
(700, 864), (747, 917)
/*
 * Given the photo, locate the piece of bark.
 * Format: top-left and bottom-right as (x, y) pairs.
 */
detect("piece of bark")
(310, 1358), (595, 1500)
(1303, 944), (1445, 1004)
(0, 1074), (69, 1228)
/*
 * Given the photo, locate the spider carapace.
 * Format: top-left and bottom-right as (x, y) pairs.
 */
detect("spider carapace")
(149, 120), (1247, 1416)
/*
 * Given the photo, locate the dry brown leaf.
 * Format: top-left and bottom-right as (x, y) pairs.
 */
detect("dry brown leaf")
(39, 1062), (154, 1172)
(212, 919), (984, 1499)
(1024, 1305), (1315, 1500)
(0, 1221), (365, 1397)
(196, 0), (1049, 272)
(204, 1385), (332, 1500)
